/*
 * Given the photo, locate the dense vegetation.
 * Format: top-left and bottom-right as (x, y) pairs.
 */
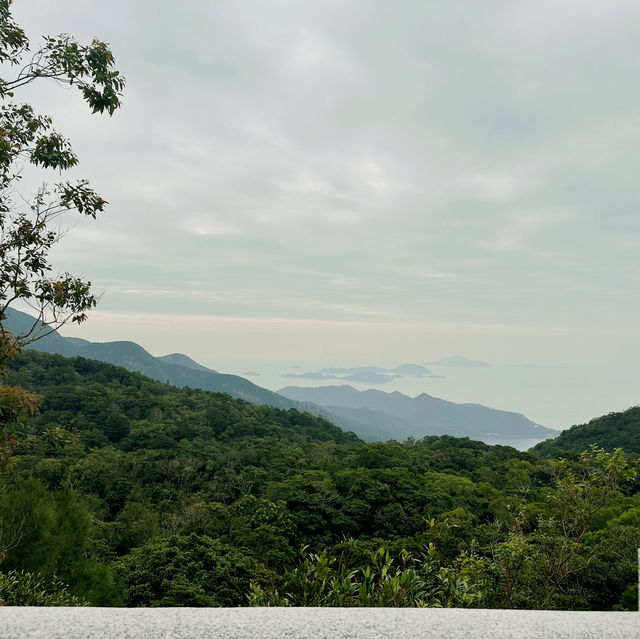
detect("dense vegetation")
(0, 350), (638, 610)
(532, 407), (640, 457)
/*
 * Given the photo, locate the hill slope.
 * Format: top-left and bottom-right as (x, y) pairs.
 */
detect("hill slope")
(6, 350), (358, 445)
(4, 308), (305, 410)
(530, 405), (640, 456)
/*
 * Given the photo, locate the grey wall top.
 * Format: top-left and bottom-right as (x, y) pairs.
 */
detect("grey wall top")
(1, 607), (638, 639)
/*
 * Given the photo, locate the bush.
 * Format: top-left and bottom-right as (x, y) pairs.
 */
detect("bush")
(0, 570), (88, 606)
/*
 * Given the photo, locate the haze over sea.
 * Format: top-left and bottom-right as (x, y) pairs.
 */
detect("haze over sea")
(210, 357), (640, 447)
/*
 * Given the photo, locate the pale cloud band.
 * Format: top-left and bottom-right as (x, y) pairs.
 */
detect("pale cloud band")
(10, 1), (640, 373)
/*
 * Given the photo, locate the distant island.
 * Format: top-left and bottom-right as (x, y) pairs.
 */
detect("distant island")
(283, 363), (432, 385)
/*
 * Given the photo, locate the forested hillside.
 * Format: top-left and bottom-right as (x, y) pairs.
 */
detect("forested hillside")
(0, 351), (638, 610)
(531, 406), (640, 457)
(3, 0), (638, 617)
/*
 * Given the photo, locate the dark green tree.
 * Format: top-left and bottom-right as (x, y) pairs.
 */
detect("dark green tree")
(0, 0), (124, 351)
(114, 534), (264, 607)
(0, 0), (124, 469)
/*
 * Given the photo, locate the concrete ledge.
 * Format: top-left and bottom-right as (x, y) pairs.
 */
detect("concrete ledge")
(1, 607), (638, 639)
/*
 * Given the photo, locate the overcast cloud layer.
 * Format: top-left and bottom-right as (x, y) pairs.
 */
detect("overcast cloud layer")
(10, 1), (640, 386)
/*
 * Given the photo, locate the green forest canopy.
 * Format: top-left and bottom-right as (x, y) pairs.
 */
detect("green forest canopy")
(0, 350), (638, 610)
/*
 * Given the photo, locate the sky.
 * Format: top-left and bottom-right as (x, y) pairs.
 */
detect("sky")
(8, 1), (640, 427)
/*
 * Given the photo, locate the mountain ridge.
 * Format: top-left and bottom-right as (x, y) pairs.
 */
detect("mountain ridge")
(4, 308), (557, 445)
(278, 384), (558, 442)
(3, 309), (304, 411)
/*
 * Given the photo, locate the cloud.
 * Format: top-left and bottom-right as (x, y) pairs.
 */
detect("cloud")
(10, 0), (640, 368)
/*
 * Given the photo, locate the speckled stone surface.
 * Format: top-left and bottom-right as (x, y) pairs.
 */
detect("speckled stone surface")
(1, 607), (638, 639)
